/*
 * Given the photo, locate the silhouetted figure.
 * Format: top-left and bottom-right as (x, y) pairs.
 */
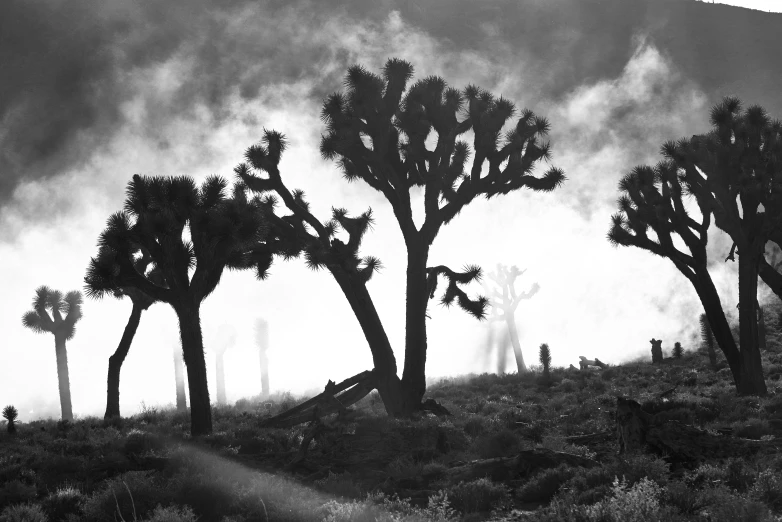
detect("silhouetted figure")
(484, 264), (540, 374)
(650, 338), (663, 364)
(173, 347), (187, 413)
(86, 175), (269, 435)
(213, 324), (236, 406)
(256, 318), (270, 399)
(22, 286), (83, 421)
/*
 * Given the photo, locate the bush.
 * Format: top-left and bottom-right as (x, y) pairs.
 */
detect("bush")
(40, 485), (84, 521)
(586, 476), (663, 522)
(142, 504), (197, 522)
(0, 481), (37, 507)
(749, 469), (782, 511)
(444, 478), (512, 514)
(81, 471), (166, 522)
(0, 504), (48, 522)
(314, 472), (364, 499)
(124, 429), (164, 456)
(472, 429), (522, 458)
(516, 464), (576, 503)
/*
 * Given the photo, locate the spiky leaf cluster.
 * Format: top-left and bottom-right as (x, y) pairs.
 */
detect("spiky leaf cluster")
(319, 58), (565, 242)
(86, 174), (272, 304)
(234, 130), (383, 284)
(2, 405), (18, 422)
(22, 286), (83, 341)
(426, 264), (488, 320)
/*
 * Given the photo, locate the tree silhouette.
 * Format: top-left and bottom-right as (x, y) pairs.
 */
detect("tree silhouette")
(661, 97), (781, 395)
(173, 346), (187, 413)
(212, 324), (236, 406)
(485, 264), (540, 373)
(85, 175), (269, 435)
(236, 58), (564, 413)
(539, 343), (551, 380)
(255, 318), (270, 399)
(607, 152), (759, 394)
(700, 313), (718, 369)
(85, 250), (160, 420)
(22, 286), (83, 420)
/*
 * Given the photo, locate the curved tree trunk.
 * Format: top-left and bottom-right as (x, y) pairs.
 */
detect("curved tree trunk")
(737, 252), (767, 395)
(175, 301), (212, 436)
(505, 315), (527, 373)
(215, 353), (226, 406)
(173, 348), (187, 412)
(401, 242), (430, 413)
(105, 303), (144, 420)
(54, 335), (73, 421)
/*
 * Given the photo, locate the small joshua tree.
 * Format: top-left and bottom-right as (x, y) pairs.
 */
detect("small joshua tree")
(672, 342), (684, 359)
(22, 286), (83, 421)
(700, 313), (718, 369)
(539, 343), (551, 380)
(649, 339), (663, 364)
(2, 405), (18, 434)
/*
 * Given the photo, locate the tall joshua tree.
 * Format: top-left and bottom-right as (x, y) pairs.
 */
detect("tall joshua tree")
(486, 264), (540, 373)
(85, 251), (160, 420)
(22, 287), (83, 420)
(213, 324), (236, 406)
(85, 175), (269, 435)
(173, 346), (187, 412)
(255, 318), (270, 398)
(236, 58), (564, 413)
(608, 154), (761, 394)
(661, 98), (782, 395)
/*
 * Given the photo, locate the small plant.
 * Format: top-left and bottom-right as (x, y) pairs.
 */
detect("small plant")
(0, 503), (48, 522)
(539, 343), (552, 380)
(2, 406), (18, 434)
(672, 342), (684, 359)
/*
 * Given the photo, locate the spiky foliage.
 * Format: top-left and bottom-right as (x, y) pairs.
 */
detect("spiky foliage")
(22, 286), (83, 341)
(539, 343), (551, 378)
(86, 174), (271, 436)
(2, 405), (17, 434)
(672, 342), (684, 359)
(426, 264), (488, 319)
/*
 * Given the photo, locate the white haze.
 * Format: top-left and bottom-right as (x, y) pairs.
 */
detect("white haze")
(0, 10), (750, 420)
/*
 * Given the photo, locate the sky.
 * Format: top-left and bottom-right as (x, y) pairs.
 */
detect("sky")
(713, 0), (782, 11)
(0, 0), (779, 420)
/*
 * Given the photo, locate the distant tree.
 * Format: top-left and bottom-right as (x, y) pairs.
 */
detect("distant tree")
(672, 341), (684, 359)
(649, 338), (664, 364)
(255, 318), (270, 398)
(85, 251), (160, 420)
(539, 343), (551, 380)
(22, 287), (83, 421)
(173, 347), (187, 413)
(700, 313), (718, 368)
(662, 97), (782, 395)
(486, 264), (540, 373)
(2, 405), (18, 434)
(85, 175), (270, 435)
(236, 58), (564, 414)
(212, 324), (236, 406)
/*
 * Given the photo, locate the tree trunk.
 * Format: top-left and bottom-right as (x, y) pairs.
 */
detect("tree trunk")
(215, 353), (226, 406)
(496, 327), (509, 375)
(54, 335), (73, 421)
(257, 320), (270, 399)
(175, 301), (212, 435)
(329, 267), (406, 416)
(737, 251), (768, 396)
(693, 268), (741, 382)
(504, 315), (526, 373)
(173, 348), (187, 412)
(401, 241), (430, 413)
(758, 305), (766, 351)
(105, 303), (144, 420)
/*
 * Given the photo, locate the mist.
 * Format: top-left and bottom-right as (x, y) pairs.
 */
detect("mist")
(0, 2), (770, 420)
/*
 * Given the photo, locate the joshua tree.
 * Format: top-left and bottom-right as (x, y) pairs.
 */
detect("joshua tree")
(22, 287), (83, 421)
(2, 405), (18, 434)
(673, 342), (684, 359)
(212, 324), (236, 406)
(485, 264), (540, 373)
(236, 58), (564, 414)
(173, 347), (187, 412)
(662, 98), (782, 395)
(85, 175), (270, 435)
(255, 318), (270, 398)
(539, 343), (551, 380)
(700, 313), (718, 368)
(85, 252), (160, 420)
(649, 338), (664, 364)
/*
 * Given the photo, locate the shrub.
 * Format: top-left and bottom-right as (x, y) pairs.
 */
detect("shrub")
(0, 481), (37, 507)
(124, 429), (164, 456)
(585, 476), (663, 522)
(142, 504), (197, 522)
(749, 469), (782, 511)
(0, 504), (48, 522)
(444, 478), (512, 514)
(81, 471), (166, 522)
(673, 342), (684, 359)
(40, 485), (84, 521)
(516, 464), (576, 503)
(472, 429), (522, 458)
(314, 472), (364, 499)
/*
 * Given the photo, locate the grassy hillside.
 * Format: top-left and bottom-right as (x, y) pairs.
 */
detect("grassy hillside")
(2, 345), (781, 521)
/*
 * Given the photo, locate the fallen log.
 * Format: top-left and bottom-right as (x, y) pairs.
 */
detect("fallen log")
(616, 396), (781, 462)
(579, 356), (607, 370)
(260, 370), (376, 429)
(429, 448), (598, 484)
